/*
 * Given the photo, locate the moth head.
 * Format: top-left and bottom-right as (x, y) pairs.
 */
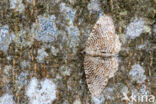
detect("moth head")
(82, 50), (87, 55)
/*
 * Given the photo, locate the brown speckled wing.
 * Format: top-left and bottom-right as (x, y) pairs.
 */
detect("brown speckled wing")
(85, 15), (121, 55)
(84, 56), (118, 97)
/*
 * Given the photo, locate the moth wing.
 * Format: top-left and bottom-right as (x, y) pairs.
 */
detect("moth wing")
(85, 15), (121, 54)
(84, 56), (118, 97)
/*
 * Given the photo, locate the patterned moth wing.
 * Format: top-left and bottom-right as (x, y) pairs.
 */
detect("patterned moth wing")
(85, 15), (121, 57)
(84, 56), (118, 97)
(84, 15), (121, 97)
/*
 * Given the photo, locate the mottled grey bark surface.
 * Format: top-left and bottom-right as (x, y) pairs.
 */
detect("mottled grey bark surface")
(0, 0), (155, 104)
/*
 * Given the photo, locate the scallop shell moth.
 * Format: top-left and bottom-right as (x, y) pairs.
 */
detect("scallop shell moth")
(84, 15), (121, 97)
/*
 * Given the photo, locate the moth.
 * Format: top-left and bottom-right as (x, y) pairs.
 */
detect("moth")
(84, 15), (121, 97)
